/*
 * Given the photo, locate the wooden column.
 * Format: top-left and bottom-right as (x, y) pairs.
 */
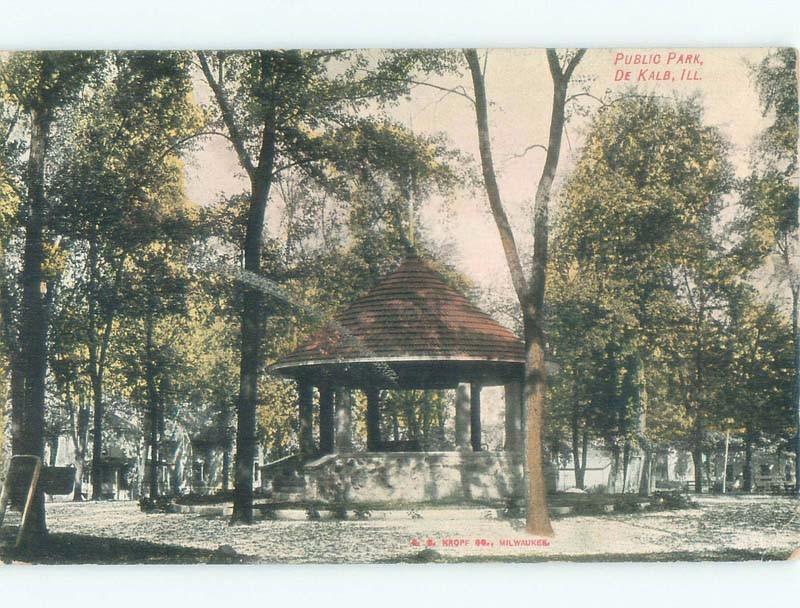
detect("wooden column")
(365, 387), (381, 451)
(455, 383), (470, 450)
(334, 387), (352, 452)
(298, 381), (315, 459)
(504, 382), (523, 453)
(470, 382), (482, 451)
(319, 386), (334, 455)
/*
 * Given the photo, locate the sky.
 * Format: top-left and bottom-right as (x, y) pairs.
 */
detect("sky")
(183, 48), (774, 303)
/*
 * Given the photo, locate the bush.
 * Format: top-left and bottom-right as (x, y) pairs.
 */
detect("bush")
(353, 508), (371, 520)
(331, 503), (349, 520)
(613, 495), (642, 513)
(501, 498), (525, 519)
(648, 490), (696, 511)
(571, 501), (608, 516)
(138, 495), (174, 513)
(174, 489), (235, 506)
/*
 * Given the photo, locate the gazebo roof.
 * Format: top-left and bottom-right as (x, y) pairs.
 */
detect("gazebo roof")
(270, 255), (525, 388)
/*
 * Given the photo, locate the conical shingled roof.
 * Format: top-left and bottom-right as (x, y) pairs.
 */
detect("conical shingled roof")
(271, 256), (525, 383)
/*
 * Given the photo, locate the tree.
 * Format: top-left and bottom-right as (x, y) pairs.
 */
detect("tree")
(554, 93), (734, 494)
(739, 48), (799, 494)
(197, 50), (462, 522)
(0, 51), (103, 540)
(545, 259), (637, 490)
(49, 51), (201, 499)
(117, 238), (195, 499)
(722, 288), (794, 491)
(465, 48), (586, 535)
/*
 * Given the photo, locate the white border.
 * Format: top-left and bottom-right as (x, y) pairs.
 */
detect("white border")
(0, 1), (798, 607)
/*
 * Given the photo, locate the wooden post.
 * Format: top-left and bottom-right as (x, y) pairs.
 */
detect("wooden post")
(366, 387), (381, 451)
(319, 386), (335, 455)
(298, 381), (315, 459)
(470, 382), (482, 451)
(455, 383), (470, 450)
(334, 387), (353, 452)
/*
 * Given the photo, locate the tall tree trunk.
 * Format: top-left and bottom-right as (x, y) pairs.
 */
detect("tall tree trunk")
(48, 436), (58, 466)
(523, 308), (554, 534)
(621, 439), (631, 494)
(465, 48), (585, 536)
(793, 285), (800, 497)
(608, 442), (620, 493)
(692, 445), (704, 494)
(570, 412), (584, 489)
(90, 372), (104, 499)
(88, 240), (122, 501)
(18, 104), (50, 540)
(221, 411), (231, 491)
(744, 432), (754, 493)
(721, 429), (730, 494)
(0, 248), (24, 455)
(198, 51), (277, 524)
(66, 386), (88, 501)
(9, 357), (24, 454)
(145, 310), (160, 499)
(581, 429), (589, 483)
(232, 172), (271, 522)
(636, 357), (652, 496)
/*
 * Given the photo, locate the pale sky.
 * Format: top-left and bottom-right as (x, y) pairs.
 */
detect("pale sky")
(184, 48), (773, 304)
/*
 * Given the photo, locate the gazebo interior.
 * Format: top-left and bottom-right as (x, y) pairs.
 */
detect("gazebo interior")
(264, 255), (527, 505)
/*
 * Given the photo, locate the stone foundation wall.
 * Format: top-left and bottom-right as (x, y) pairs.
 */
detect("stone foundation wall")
(269, 451), (524, 504)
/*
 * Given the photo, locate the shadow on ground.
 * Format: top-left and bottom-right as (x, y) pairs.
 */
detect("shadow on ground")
(393, 548), (793, 563)
(0, 529), (254, 564)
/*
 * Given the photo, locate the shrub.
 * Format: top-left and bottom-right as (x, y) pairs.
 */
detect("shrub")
(332, 503), (349, 520)
(353, 508), (371, 520)
(175, 489), (234, 506)
(571, 501), (608, 516)
(648, 490), (696, 511)
(501, 498), (525, 519)
(613, 495), (642, 513)
(138, 495), (174, 513)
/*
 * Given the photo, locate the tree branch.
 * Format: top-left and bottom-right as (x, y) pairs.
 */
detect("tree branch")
(197, 51), (256, 180)
(464, 48), (529, 302)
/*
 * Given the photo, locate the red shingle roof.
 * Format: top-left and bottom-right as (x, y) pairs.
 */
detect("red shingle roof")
(271, 256), (524, 375)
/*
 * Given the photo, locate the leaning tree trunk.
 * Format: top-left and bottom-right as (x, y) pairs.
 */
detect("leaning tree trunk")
(17, 105), (51, 541)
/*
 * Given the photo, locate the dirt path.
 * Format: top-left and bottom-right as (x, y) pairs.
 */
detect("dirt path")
(27, 495), (800, 563)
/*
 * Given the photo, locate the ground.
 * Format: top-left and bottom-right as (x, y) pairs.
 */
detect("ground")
(2, 495), (799, 563)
